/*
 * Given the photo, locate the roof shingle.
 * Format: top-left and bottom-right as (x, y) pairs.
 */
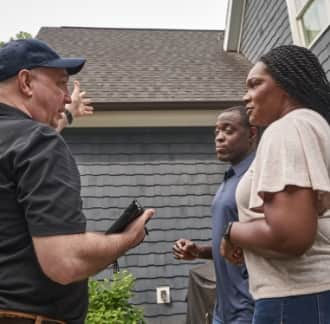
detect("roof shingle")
(37, 27), (251, 104)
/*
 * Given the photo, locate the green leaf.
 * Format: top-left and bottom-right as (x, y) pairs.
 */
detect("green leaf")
(86, 271), (146, 324)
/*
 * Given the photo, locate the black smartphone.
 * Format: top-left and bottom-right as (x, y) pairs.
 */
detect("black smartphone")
(105, 199), (145, 234)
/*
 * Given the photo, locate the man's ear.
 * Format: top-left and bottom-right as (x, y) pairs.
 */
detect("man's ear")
(16, 69), (33, 97)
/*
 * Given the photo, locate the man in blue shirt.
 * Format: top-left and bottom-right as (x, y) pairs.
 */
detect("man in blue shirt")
(173, 106), (257, 324)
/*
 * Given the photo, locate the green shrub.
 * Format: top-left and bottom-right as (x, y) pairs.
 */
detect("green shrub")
(86, 270), (145, 324)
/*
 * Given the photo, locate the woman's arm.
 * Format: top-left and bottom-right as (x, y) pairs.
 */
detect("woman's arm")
(230, 185), (318, 257)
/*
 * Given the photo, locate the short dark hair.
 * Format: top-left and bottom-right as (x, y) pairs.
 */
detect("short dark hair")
(220, 106), (250, 128)
(259, 45), (330, 124)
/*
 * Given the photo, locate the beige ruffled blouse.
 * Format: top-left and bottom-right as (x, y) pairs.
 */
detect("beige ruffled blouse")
(236, 108), (330, 299)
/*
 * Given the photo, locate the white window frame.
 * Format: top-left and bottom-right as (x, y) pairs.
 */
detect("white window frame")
(286, 0), (330, 48)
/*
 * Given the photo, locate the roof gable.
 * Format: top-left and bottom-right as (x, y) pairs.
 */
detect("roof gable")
(37, 27), (251, 104)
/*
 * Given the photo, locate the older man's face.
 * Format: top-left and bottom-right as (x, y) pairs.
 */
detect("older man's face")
(28, 67), (72, 128)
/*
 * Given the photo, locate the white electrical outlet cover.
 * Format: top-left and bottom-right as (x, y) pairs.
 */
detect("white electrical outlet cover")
(156, 286), (170, 304)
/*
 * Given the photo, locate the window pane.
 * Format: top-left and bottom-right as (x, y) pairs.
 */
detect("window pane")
(301, 0), (329, 45)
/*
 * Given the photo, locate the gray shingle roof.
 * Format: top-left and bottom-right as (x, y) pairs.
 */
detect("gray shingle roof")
(37, 27), (251, 104)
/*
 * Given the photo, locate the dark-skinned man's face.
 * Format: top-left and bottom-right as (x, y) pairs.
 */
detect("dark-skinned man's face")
(214, 111), (253, 165)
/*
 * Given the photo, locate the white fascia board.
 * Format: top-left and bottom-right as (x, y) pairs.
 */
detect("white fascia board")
(285, 0), (301, 45)
(70, 109), (227, 128)
(224, 0), (246, 52)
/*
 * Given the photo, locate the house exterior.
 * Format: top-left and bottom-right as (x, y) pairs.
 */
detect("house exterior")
(37, 27), (251, 323)
(36, 1), (329, 322)
(225, 0), (329, 79)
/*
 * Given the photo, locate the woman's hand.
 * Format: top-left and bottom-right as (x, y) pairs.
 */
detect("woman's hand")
(220, 238), (244, 265)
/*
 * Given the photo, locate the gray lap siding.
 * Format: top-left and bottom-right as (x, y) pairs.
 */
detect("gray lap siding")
(63, 127), (226, 323)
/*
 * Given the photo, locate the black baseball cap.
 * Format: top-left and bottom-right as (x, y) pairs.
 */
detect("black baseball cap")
(0, 38), (86, 81)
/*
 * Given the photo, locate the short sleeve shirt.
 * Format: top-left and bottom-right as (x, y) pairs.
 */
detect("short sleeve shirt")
(0, 103), (87, 323)
(236, 109), (330, 300)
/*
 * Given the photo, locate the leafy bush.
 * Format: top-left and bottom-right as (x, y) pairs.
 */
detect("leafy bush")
(86, 270), (145, 324)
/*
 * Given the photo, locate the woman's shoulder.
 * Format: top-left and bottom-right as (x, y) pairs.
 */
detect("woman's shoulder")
(263, 108), (329, 140)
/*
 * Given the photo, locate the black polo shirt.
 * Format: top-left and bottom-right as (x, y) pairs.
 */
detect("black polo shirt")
(0, 103), (87, 324)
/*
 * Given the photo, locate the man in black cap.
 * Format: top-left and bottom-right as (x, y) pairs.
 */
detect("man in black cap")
(0, 39), (154, 324)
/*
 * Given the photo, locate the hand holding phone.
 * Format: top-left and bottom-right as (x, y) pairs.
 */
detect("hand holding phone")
(106, 200), (145, 234)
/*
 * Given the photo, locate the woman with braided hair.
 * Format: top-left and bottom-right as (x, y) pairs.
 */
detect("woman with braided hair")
(221, 44), (330, 324)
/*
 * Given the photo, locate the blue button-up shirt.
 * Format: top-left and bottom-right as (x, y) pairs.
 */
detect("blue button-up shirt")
(211, 152), (255, 324)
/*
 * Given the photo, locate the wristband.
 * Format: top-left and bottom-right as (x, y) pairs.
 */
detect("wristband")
(64, 109), (73, 125)
(223, 221), (234, 242)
